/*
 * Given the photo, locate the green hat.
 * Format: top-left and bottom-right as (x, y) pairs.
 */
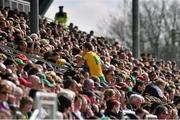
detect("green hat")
(15, 58), (25, 66)
(130, 75), (136, 84)
(127, 86), (133, 92)
(37, 73), (53, 88)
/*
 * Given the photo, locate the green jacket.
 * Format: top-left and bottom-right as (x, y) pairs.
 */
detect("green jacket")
(54, 12), (68, 25)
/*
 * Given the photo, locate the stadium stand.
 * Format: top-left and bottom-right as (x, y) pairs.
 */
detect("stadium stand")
(0, 3), (179, 120)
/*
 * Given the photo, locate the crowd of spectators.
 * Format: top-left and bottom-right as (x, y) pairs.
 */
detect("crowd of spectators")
(0, 6), (180, 120)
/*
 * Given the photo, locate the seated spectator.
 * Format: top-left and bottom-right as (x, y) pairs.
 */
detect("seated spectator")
(83, 79), (94, 93)
(79, 95), (89, 118)
(27, 75), (43, 89)
(132, 79), (145, 95)
(3, 58), (17, 74)
(14, 86), (23, 108)
(103, 89), (115, 102)
(104, 99), (123, 119)
(154, 105), (169, 120)
(63, 78), (81, 94)
(0, 109), (12, 119)
(73, 95), (83, 120)
(1, 6), (180, 119)
(57, 89), (75, 119)
(33, 42), (41, 55)
(16, 40), (27, 52)
(26, 41), (34, 54)
(135, 107), (150, 119)
(169, 107), (179, 119)
(19, 96), (33, 120)
(0, 81), (11, 111)
(0, 63), (6, 73)
(127, 94), (144, 111)
(80, 70), (89, 80)
(73, 55), (84, 68)
(165, 86), (175, 103)
(104, 69), (116, 86)
(144, 78), (167, 101)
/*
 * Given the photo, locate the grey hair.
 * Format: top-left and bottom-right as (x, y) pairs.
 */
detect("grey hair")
(57, 89), (76, 101)
(129, 94), (144, 104)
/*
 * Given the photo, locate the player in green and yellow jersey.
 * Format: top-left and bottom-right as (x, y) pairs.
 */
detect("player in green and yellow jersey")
(82, 42), (106, 83)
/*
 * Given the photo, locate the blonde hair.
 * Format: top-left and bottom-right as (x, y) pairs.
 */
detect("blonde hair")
(155, 79), (166, 86)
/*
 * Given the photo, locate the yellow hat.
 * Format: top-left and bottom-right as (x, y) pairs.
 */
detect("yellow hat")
(56, 59), (66, 66)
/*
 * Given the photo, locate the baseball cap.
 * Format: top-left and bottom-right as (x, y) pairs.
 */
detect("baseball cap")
(15, 58), (25, 66)
(17, 54), (29, 62)
(56, 59), (66, 66)
(37, 73), (53, 88)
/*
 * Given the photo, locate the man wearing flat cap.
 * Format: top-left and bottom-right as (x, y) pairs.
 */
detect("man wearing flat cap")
(54, 6), (68, 26)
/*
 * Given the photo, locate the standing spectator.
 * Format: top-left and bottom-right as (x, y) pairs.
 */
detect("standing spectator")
(54, 6), (68, 26)
(82, 42), (106, 84)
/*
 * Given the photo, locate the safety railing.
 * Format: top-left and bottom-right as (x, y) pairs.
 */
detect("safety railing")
(30, 92), (57, 120)
(1, 0), (30, 13)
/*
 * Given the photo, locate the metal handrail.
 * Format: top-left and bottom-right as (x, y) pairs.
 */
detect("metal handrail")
(29, 109), (39, 120)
